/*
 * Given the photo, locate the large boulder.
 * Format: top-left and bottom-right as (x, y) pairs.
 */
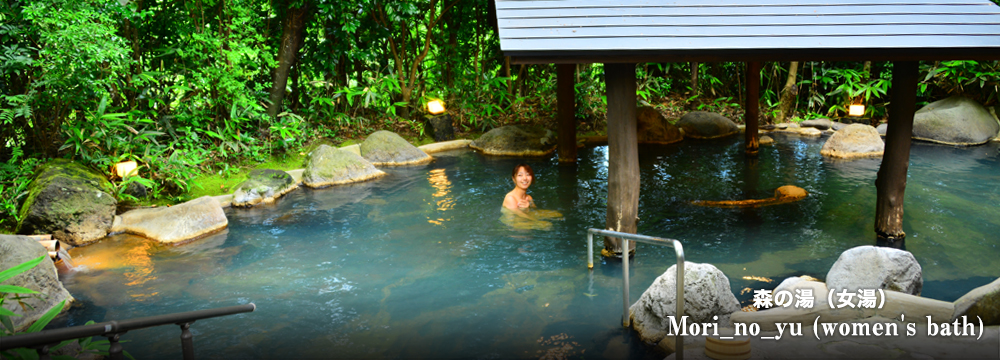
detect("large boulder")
(630, 262), (741, 344)
(360, 130), (432, 166)
(0, 235), (73, 332)
(232, 169), (297, 207)
(826, 245), (923, 296)
(17, 159), (116, 246)
(110, 196), (228, 244)
(675, 111), (739, 139)
(820, 124), (884, 159)
(912, 96), (1000, 145)
(469, 125), (556, 156)
(953, 277), (1000, 325)
(636, 106), (683, 144)
(302, 145), (385, 187)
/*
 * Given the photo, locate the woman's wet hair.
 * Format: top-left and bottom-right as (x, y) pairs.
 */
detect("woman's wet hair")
(511, 163), (534, 187)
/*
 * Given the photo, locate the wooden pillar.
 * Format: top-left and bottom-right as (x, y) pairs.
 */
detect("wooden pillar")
(874, 61), (919, 244)
(745, 61), (762, 156)
(603, 63), (638, 257)
(557, 64), (577, 163)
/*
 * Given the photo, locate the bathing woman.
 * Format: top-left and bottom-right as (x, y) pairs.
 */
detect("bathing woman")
(501, 164), (562, 229)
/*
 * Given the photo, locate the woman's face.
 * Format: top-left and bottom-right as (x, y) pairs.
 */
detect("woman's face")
(513, 167), (532, 190)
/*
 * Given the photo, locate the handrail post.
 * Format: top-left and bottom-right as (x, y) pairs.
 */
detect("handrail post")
(676, 240), (685, 360)
(587, 232), (594, 270)
(107, 333), (124, 360)
(621, 238), (630, 327)
(179, 322), (196, 360)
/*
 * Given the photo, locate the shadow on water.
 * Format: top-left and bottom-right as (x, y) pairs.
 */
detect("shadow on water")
(50, 137), (1000, 359)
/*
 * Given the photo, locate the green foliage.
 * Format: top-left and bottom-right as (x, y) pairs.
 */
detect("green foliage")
(0, 147), (41, 230)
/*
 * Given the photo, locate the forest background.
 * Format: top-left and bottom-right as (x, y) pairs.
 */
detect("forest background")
(2, 0), (999, 232)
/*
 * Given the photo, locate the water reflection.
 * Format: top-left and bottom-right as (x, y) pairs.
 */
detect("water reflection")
(427, 168), (454, 226)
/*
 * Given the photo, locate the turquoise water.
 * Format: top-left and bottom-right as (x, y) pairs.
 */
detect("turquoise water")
(54, 134), (999, 359)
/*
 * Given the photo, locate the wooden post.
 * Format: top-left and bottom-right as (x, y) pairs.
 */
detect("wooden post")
(745, 61), (762, 156)
(874, 61), (919, 244)
(604, 63), (638, 257)
(557, 64), (577, 163)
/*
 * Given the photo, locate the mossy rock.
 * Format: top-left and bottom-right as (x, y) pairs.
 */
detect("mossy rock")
(469, 125), (556, 156)
(232, 169), (297, 207)
(676, 111), (739, 139)
(913, 96), (1000, 146)
(17, 159), (116, 246)
(359, 130), (432, 166)
(636, 106), (683, 144)
(953, 277), (1000, 325)
(302, 145), (385, 188)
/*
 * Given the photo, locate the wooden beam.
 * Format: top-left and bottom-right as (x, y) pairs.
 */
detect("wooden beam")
(557, 64), (577, 163)
(874, 61), (919, 244)
(604, 63), (638, 257)
(745, 61), (762, 156)
(508, 47), (1000, 65)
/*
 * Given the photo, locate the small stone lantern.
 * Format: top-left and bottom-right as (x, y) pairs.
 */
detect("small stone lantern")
(424, 100), (454, 142)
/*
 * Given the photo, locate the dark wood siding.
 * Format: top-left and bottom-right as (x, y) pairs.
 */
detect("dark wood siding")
(496, 0), (1000, 62)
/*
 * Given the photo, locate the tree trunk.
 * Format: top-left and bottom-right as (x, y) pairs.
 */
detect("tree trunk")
(777, 61), (799, 122)
(745, 61), (762, 156)
(268, 5), (311, 118)
(604, 63), (638, 257)
(690, 62), (699, 95)
(874, 61), (919, 245)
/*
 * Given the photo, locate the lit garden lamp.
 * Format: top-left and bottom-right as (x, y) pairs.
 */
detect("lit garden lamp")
(114, 160), (148, 199)
(842, 103), (870, 125)
(424, 99), (454, 142)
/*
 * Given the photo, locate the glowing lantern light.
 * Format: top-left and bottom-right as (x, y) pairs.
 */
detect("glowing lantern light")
(115, 161), (138, 178)
(427, 100), (446, 115)
(848, 104), (865, 117)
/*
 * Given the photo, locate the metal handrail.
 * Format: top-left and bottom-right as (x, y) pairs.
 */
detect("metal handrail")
(587, 228), (685, 360)
(1, 303), (256, 360)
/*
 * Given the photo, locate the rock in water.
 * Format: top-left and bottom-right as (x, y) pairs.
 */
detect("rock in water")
(800, 118), (835, 130)
(17, 159), (116, 246)
(953, 277), (1000, 325)
(110, 196), (228, 244)
(303, 145), (385, 187)
(913, 96), (1000, 145)
(826, 245), (923, 295)
(360, 130), (432, 166)
(820, 124), (884, 159)
(675, 111), (739, 139)
(470, 125), (556, 156)
(0, 235), (74, 332)
(759, 135), (774, 145)
(636, 106), (683, 144)
(630, 262), (741, 344)
(232, 169), (297, 207)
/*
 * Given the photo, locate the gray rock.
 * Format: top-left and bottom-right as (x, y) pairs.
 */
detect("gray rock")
(110, 196), (228, 244)
(124, 181), (148, 199)
(232, 169), (297, 207)
(303, 145), (385, 187)
(953, 277), (1000, 325)
(426, 114), (455, 142)
(636, 106), (683, 144)
(801, 118), (834, 130)
(820, 124), (884, 159)
(360, 130), (432, 166)
(0, 235), (73, 332)
(469, 125), (556, 156)
(913, 96), (1000, 145)
(826, 245), (923, 296)
(759, 135), (774, 145)
(676, 112), (739, 139)
(877, 123), (888, 136)
(16, 159), (116, 246)
(630, 262), (741, 344)
(831, 121), (848, 131)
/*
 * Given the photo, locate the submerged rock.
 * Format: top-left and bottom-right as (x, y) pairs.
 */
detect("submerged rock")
(232, 169), (297, 207)
(675, 111), (739, 139)
(630, 262), (741, 344)
(470, 125), (556, 156)
(953, 277), (1000, 325)
(111, 196), (228, 244)
(913, 96), (1000, 146)
(691, 185), (807, 208)
(636, 106), (683, 144)
(0, 235), (74, 332)
(826, 245), (923, 296)
(303, 145), (385, 187)
(17, 159), (116, 246)
(360, 130), (432, 166)
(820, 124), (884, 159)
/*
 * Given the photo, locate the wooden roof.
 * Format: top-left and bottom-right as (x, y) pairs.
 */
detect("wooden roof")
(496, 0), (1000, 63)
